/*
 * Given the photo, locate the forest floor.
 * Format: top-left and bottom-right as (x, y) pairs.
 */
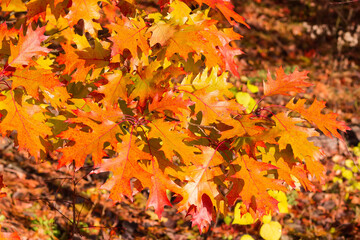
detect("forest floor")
(0, 0), (360, 239)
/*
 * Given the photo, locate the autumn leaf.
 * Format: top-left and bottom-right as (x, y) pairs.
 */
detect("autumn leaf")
(286, 98), (350, 139)
(140, 157), (182, 219)
(269, 112), (325, 181)
(263, 67), (312, 97)
(65, 0), (103, 34)
(0, 92), (51, 160)
(148, 91), (192, 117)
(8, 26), (50, 67)
(183, 88), (241, 125)
(57, 35), (109, 82)
(57, 105), (123, 168)
(0, 0), (26, 12)
(108, 17), (150, 59)
(227, 155), (287, 218)
(26, 0), (49, 22)
(261, 147), (316, 191)
(99, 132), (153, 202)
(189, 194), (213, 233)
(219, 115), (265, 140)
(148, 21), (176, 46)
(166, 21), (225, 68)
(10, 67), (61, 99)
(177, 146), (225, 213)
(148, 119), (198, 165)
(98, 70), (128, 105)
(0, 23), (18, 49)
(57, 43), (92, 82)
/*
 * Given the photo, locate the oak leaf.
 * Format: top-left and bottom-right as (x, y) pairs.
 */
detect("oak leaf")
(57, 105), (123, 168)
(286, 98), (350, 139)
(148, 91), (192, 117)
(8, 26), (50, 67)
(177, 146), (225, 213)
(10, 67), (61, 99)
(148, 21), (176, 46)
(270, 112), (325, 181)
(263, 67), (312, 97)
(65, 0), (103, 34)
(99, 133), (153, 202)
(108, 17), (150, 59)
(148, 119), (197, 165)
(227, 155), (287, 218)
(98, 70), (128, 105)
(198, 0), (249, 27)
(0, 92), (51, 160)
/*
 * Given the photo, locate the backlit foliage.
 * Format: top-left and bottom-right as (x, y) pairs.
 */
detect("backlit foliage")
(0, 0), (349, 233)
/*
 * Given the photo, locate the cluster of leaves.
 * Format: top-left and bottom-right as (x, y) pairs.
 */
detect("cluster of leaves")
(0, 0), (349, 233)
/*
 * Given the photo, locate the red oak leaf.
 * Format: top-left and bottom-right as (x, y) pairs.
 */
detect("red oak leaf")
(8, 26), (50, 67)
(263, 67), (312, 97)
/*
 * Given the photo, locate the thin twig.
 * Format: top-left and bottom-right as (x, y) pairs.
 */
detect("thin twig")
(72, 160), (77, 239)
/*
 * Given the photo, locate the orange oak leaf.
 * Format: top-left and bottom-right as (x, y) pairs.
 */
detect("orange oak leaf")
(42, 86), (71, 110)
(26, 0), (66, 22)
(10, 67), (61, 99)
(148, 21), (176, 47)
(99, 132), (153, 202)
(272, 112), (322, 159)
(219, 115), (265, 140)
(8, 26), (50, 67)
(148, 91), (192, 117)
(108, 17), (150, 59)
(98, 70), (128, 105)
(166, 21), (225, 68)
(57, 36), (109, 82)
(0, 0), (26, 12)
(286, 98), (350, 140)
(140, 157), (183, 219)
(0, 92), (51, 160)
(163, 0), (248, 27)
(217, 27), (243, 77)
(196, 0), (249, 27)
(26, 0), (49, 22)
(99, 131), (182, 219)
(262, 148), (316, 191)
(270, 112), (325, 181)
(148, 119), (198, 165)
(0, 23), (18, 49)
(227, 155), (287, 218)
(128, 65), (161, 106)
(128, 62), (184, 107)
(184, 88), (242, 125)
(56, 43), (91, 82)
(177, 146), (225, 213)
(263, 67), (312, 97)
(65, 0), (103, 34)
(57, 106), (123, 169)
